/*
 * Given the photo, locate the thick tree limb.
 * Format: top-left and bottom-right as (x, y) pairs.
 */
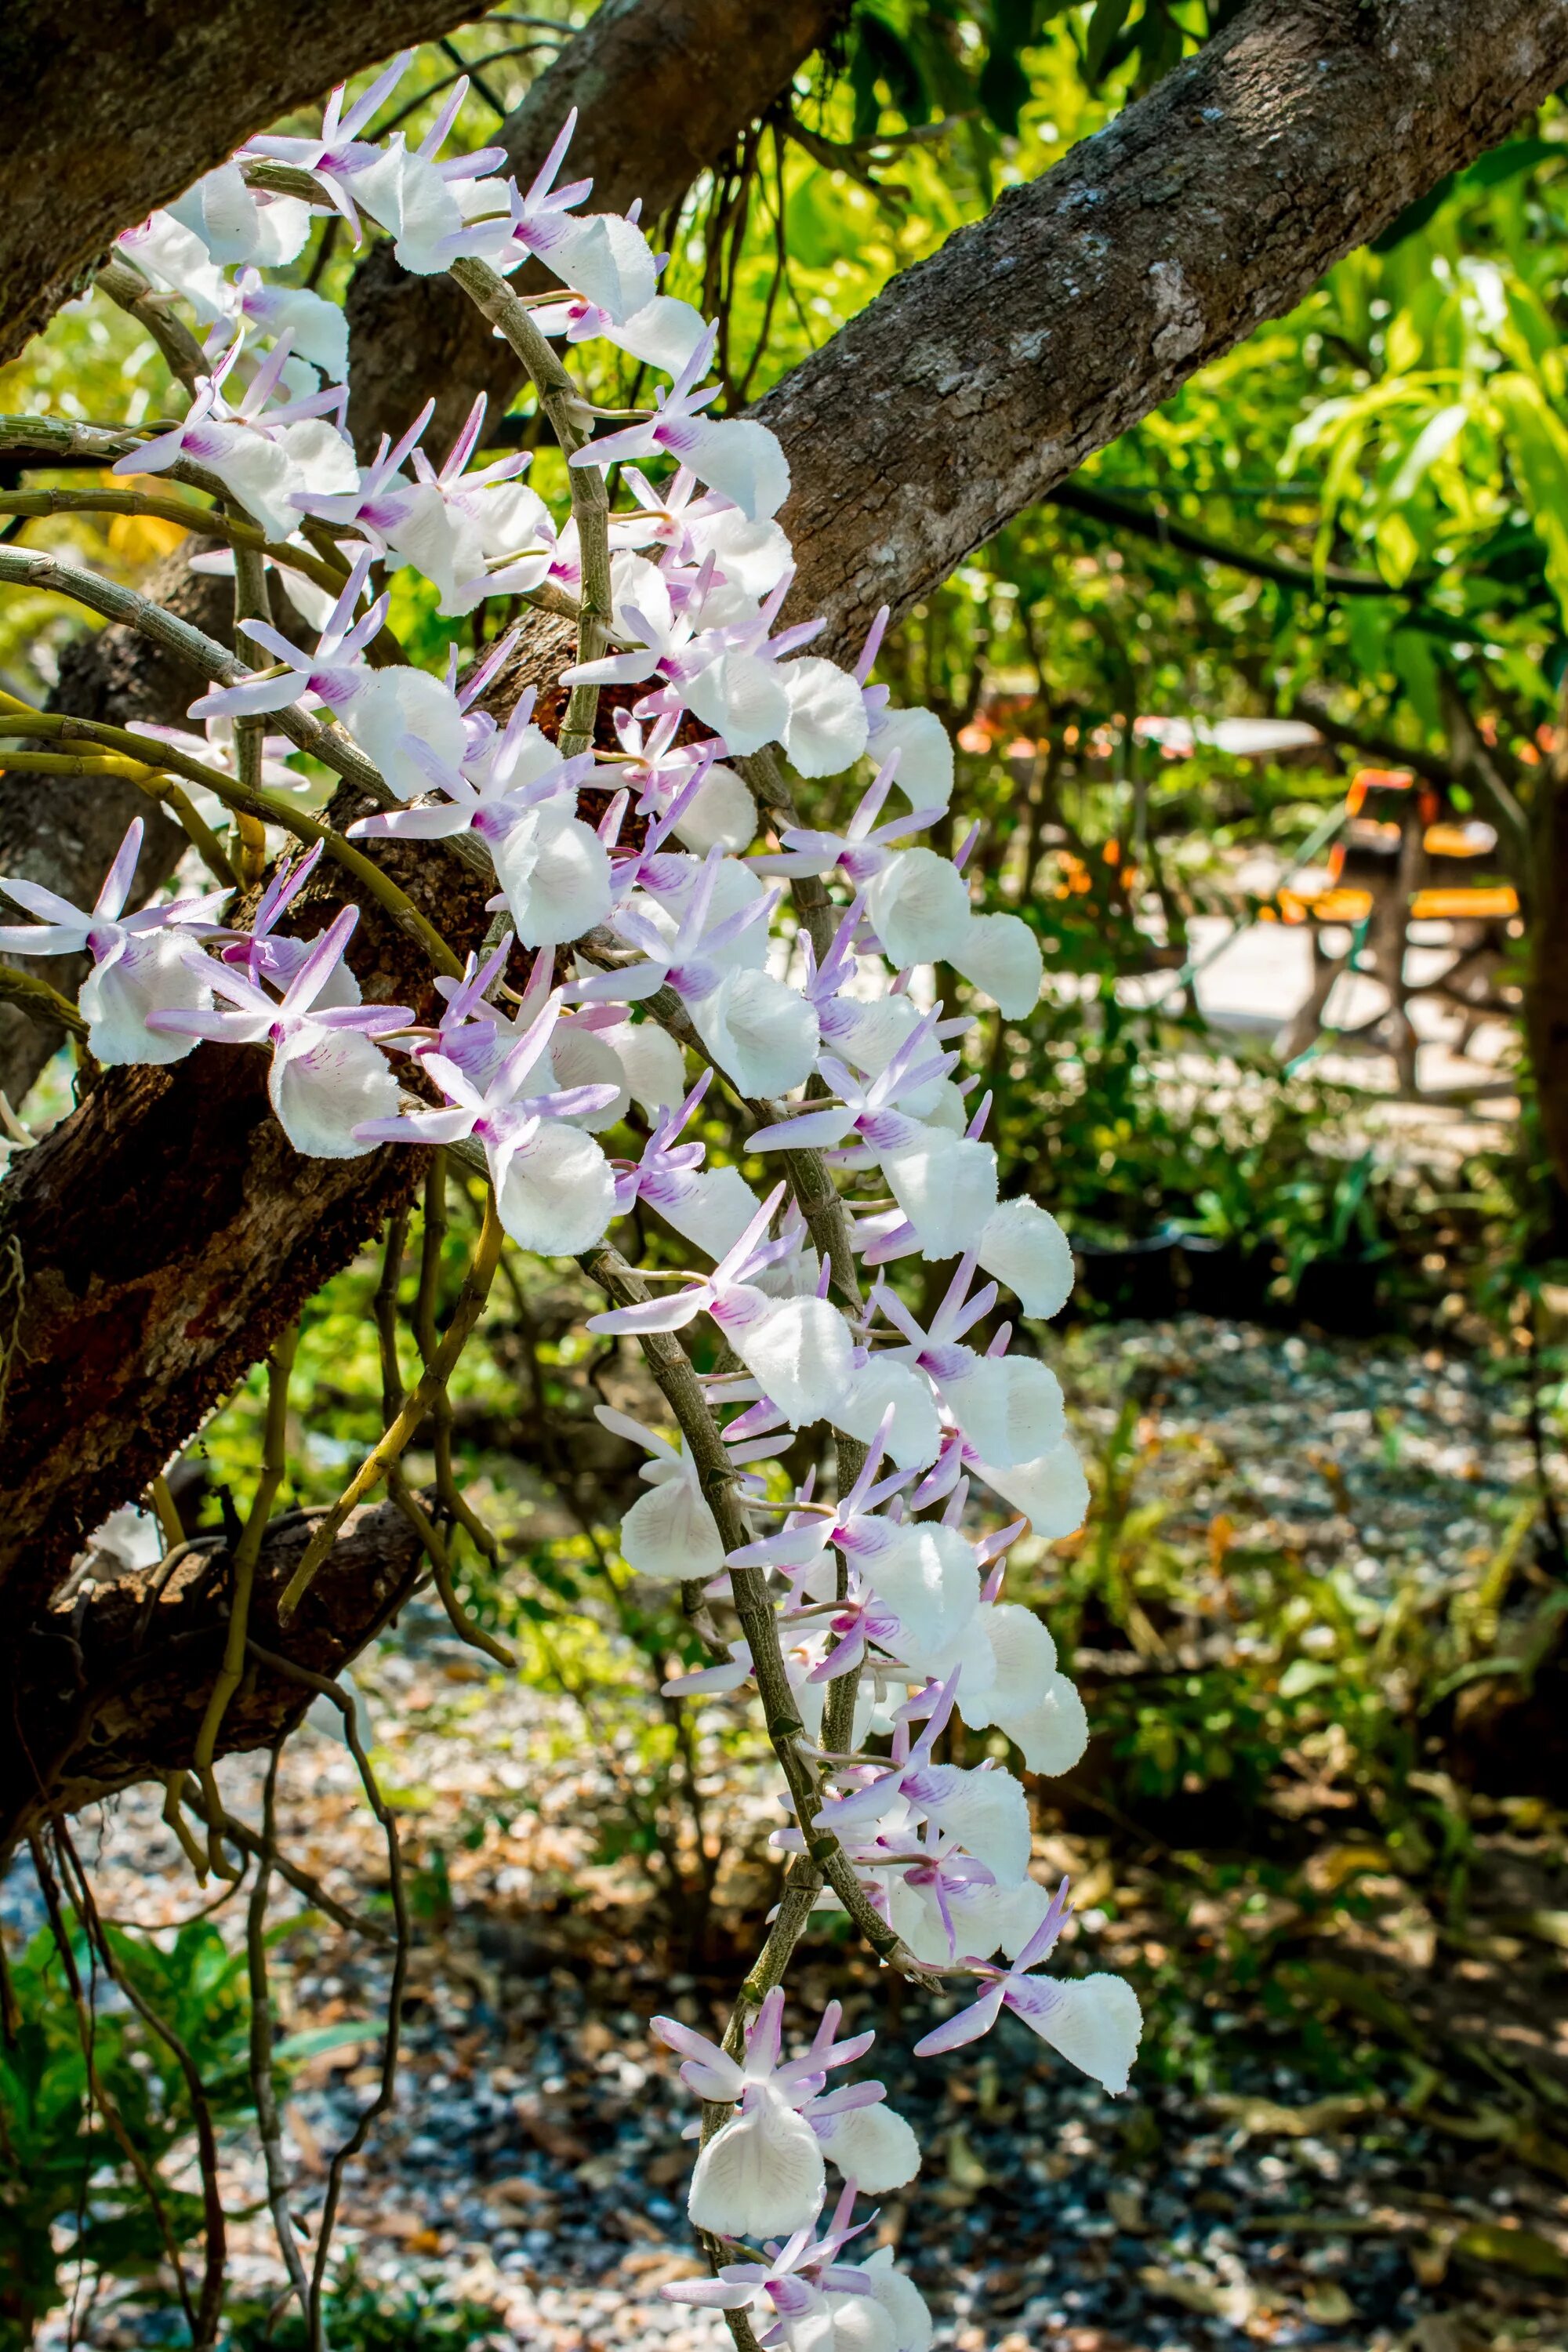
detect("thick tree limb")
(345, 0), (850, 452)
(0, 1501), (425, 1853)
(0, 0), (485, 365)
(760, 0), (1568, 658)
(0, 803), (485, 1617)
(1049, 480), (1426, 598)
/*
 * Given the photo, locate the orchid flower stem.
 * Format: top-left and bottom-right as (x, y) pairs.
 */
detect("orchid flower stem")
(278, 1191), (506, 1623)
(230, 536), (272, 888)
(575, 924), (869, 1329)
(95, 255), (209, 396)
(0, 545), (440, 824)
(416, 1154), (503, 1564)
(161, 1773), (213, 1881)
(179, 1773), (388, 1940)
(0, 962), (87, 1041)
(579, 1240), (913, 1980)
(245, 1747), (315, 2322)
(0, 490), (372, 624)
(160, 780), (245, 889)
(0, 710), (465, 977)
(191, 1323), (299, 1877)
(0, 748), (241, 887)
(375, 1210), (513, 1668)
(730, 752), (869, 1737)
(445, 255), (612, 757)
(0, 412), (162, 465)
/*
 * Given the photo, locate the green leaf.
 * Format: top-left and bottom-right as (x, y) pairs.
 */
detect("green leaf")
(1382, 402), (1476, 508)
(1083, 0), (1133, 85)
(1454, 2223), (1568, 2281)
(1370, 175), (1455, 254)
(272, 2020), (379, 2065)
(849, 8), (931, 132)
(1491, 371), (1568, 621)
(1278, 1657), (1335, 1699)
(978, 18), (1032, 135)
(1462, 137), (1558, 190)
(1391, 626), (1443, 731)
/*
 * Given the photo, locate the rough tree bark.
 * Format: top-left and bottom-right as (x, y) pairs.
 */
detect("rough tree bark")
(0, 1503), (426, 1853)
(7, 0), (1568, 1800)
(0, 770), (497, 1623)
(0, 0), (487, 366)
(346, 0), (851, 454)
(760, 0), (1568, 661)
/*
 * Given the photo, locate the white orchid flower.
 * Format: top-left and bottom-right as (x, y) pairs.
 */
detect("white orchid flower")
(241, 50), (416, 232)
(652, 1991), (887, 2239)
(579, 845), (820, 1096)
(533, 286), (708, 377)
(587, 1184), (854, 1428)
(975, 1196), (1075, 1319)
(114, 332), (355, 541)
(611, 1070), (762, 1257)
(355, 985), (618, 1252)
(730, 1425), (973, 1650)
(499, 110), (658, 321)
(165, 160), (311, 268)
(960, 1600), (1089, 1774)
(615, 464), (793, 597)
(118, 212), (231, 321)
(227, 268), (348, 382)
(146, 904), (408, 1156)
(853, 609), (954, 812)
(378, 392), (552, 615)
(0, 818), (230, 1068)
(913, 1878), (1143, 2093)
(187, 545), (383, 725)
(662, 2182), (884, 2332)
(213, 841), (358, 1004)
(570, 325), (789, 519)
(949, 908), (1044, 1018)
(814, 1672), (1032, 1886)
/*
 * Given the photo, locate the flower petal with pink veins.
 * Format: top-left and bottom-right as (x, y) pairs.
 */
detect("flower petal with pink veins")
(736, 1295), (855, 1428)
(494, 1121), (617, 1254)
(269, 1022), (400, 1159)
(976, 1196), (1074, 1319)
(686, 2095), (826, 2241)
(1010, 1972), (1143, 2093)
(619, 1474), (724, 1583)
(975, 1438), (1090, 1541)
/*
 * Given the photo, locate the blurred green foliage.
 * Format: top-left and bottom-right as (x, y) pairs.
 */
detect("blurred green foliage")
(0, 1922), (252, 2345)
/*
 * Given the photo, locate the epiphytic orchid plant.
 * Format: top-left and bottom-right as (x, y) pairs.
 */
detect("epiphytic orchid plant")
(0, 54), (1139, 2347)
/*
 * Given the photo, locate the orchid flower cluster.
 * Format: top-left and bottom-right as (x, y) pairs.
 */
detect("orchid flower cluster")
(0, 54), (1142, 2339)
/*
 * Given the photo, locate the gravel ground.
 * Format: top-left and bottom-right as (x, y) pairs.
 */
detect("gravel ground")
(14, 1319), (1568, 2352)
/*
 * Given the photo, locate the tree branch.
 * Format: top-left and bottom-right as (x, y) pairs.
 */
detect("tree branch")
(0, 0), (488, 364)
(344, 0), (851, 452)
(1048, 478), (1428, 599)
(758, 0), (1568, 656)
(0, 1500), (425, 1854)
